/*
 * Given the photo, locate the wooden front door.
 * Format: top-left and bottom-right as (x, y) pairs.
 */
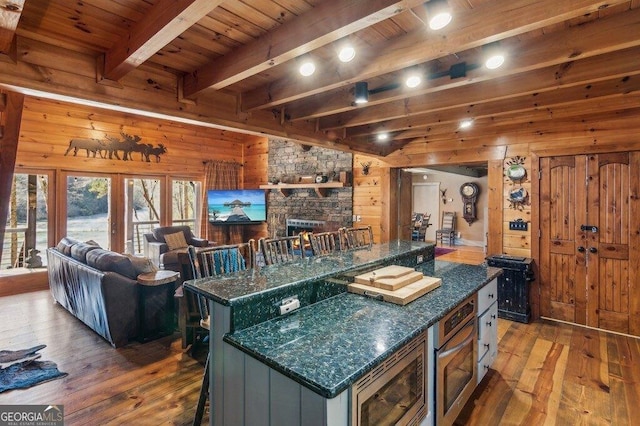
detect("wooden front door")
(540, 152), (640, 336)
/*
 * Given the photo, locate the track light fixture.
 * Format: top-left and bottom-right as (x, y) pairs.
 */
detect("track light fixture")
(425, 0), (452, 30)
(354, 82), (369, 104)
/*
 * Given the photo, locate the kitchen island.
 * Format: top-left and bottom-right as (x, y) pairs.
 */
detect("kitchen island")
(184, 240), (501, 426)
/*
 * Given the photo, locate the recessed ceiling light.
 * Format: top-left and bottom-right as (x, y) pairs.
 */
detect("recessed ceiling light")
(459, 119), (473, 129)
(377, 133), (389, 141)
(338, 45), (356, 63)
(426, 0), (452, 30)
(485, 54), (505, 70)
(405, 74), (422, 88)
(483, 42), (505, 70)
(299, 60), (316, 76)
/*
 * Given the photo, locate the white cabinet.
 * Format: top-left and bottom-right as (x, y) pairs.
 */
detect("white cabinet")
(476, 278), (498, 384)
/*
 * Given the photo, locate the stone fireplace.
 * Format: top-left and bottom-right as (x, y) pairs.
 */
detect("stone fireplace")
(266, 139), (353, 237)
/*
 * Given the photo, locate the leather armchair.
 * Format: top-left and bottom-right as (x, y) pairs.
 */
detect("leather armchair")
(144, 225), (209, 272)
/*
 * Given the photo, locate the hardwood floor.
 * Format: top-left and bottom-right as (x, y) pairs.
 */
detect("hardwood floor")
(0, 291), (208, 425)
(434, 243), (486, 265)
(1, 247), (638, 425)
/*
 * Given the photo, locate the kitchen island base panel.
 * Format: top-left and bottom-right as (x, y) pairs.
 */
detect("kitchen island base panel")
(224, 344), (350, 426)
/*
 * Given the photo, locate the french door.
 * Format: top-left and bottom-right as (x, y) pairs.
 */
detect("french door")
(540, 152), (640, 336)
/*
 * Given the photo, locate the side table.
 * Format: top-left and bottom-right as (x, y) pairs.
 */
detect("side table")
(137, 270), (180, 342)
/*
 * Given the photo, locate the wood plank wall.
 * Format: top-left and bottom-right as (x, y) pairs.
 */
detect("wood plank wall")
(352, 154), (384, 243)
(9, 96), (269, 249)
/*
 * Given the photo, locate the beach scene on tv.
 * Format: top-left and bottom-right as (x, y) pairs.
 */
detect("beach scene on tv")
(207, 189), (266, 223)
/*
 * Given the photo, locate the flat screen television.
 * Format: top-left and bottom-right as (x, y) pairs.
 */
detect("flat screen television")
(207, 189), (267, 224)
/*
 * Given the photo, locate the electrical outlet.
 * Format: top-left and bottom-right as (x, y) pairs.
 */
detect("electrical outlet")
(417, 255), (424, 264)
(279, 296), (300, 315)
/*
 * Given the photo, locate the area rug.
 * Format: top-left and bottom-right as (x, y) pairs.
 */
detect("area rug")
(435, 247), (456, 257)
(0, 345), (68, 393)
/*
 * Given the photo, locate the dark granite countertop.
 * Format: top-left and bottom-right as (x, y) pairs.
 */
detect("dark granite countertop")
(184, 240), (432, 306)
(224, 259), (502, 398)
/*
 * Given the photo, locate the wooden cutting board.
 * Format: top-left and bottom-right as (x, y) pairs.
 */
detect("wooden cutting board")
(354, 265), (419, 291)
(348, 276), (442, 305)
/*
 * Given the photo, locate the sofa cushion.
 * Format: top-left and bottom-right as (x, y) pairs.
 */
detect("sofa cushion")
(165, 231), (188, 250)
(70, 242), (101, 263)
(86, 249), (137, 280)
(56, 237), (81, 256)
(124, 254), (158, 275)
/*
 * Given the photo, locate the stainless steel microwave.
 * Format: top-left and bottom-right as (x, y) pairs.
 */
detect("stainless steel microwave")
(351, 330), (428, 426)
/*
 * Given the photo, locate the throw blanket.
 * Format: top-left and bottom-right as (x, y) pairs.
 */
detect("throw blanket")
(0, 345), (68, 393)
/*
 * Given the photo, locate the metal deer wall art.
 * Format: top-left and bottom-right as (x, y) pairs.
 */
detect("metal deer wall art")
(64, 132), (167, 162)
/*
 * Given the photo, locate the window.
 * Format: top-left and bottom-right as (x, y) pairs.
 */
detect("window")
(124, 178), (162, 255)
(172, 179), (201, 236)
(2, 173), (50, 270)
(66, 175), (112, 249)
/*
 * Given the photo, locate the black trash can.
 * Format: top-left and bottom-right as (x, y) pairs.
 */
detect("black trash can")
(486, 255), (534, 323)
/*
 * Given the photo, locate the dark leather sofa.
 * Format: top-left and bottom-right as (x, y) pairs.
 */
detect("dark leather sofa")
(47, 237), (162, 347)
(143, 225), (209, 271)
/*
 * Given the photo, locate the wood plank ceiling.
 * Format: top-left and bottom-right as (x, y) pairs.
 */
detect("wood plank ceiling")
(2, 0), (640, 156)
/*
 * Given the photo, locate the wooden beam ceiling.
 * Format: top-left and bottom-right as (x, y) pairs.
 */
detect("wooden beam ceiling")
(322, 45), (640, 131)
(0, 0), (24, 54)
(103, 0), (221, 81)
(181, 0), (427, 97)
(286, 7), (640, 122)
(240, 0), (626, 112)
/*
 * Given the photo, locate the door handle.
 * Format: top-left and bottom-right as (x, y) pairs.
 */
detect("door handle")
(589, 247), (598, 254)
(577, 246), (585, 253)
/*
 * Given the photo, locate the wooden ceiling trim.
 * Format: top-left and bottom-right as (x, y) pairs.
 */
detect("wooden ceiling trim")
(182, 0), (426, 96)
(318, 46), (640, 130)
(103, 0), (222, 82)
(0, 0), (24, 54)
(287, 7), (640, 122)
(240, 0), (627, 111)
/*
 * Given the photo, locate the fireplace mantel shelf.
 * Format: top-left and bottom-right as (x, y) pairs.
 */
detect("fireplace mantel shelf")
(260, 182), (344, 197)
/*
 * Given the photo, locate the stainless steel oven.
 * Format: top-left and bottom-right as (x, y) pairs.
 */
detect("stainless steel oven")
(351, 330), (427, 426)
(434, 295), (477, 425)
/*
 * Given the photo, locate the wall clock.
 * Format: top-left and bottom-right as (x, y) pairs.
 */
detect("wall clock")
(460, 182), (480, 225)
